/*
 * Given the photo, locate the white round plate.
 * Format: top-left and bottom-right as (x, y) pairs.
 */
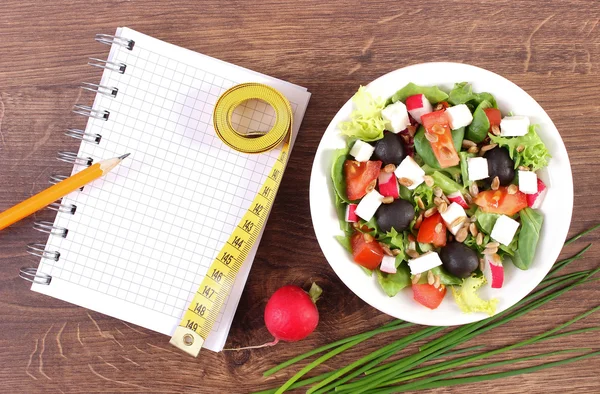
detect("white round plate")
(309, 62), (573, 326)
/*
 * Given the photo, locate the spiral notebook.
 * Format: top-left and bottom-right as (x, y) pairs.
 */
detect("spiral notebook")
(24, 27), (311, 352)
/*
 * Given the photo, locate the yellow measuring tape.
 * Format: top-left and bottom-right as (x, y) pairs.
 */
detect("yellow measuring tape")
(169, 83), (293, 356)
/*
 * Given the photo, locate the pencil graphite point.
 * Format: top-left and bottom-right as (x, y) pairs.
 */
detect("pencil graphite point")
(119, 153), (131, 160)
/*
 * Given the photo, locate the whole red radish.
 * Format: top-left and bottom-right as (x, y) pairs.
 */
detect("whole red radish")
(224, 283), (321, 351)
(265, 283), (321, 343)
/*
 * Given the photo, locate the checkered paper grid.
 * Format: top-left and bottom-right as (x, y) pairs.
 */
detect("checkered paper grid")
(37, 41), (299, 330)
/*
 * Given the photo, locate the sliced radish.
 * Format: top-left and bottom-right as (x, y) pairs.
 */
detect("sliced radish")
(345, 204), (358, 223)
(378, 172), (400, 198)
(526, 178), (547, 209)
(380, 255), (397, 274)
(405, 94), (433, 124)
(447, 191), (469, 209)
(484, 253), (504, 289)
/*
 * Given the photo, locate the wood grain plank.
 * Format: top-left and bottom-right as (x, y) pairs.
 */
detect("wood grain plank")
(0, 0), (599, 393)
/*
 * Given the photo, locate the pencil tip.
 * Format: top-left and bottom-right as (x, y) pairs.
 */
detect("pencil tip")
(118, 153), (131, 160)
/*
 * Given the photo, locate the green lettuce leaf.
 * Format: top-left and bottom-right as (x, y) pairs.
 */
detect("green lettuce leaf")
(387, 83), (449, 105)
(335, 234), (352, 253)
(376, 263), (411, 297)
(451, 275), (498, 316)
(416, 266), (462, 285)
(339, 86), (386, 141)
(490, 125), (551, 171)
(475, 210), (501, 235)
(512, 208), (543, 270)
(466, 100), (493, 143)
(431, 171), (464, 195)
(459, 151), (475, 188)
(448, 82), (497, 108)
(412, 183), (434, 211)
(330, 147), (353, 204)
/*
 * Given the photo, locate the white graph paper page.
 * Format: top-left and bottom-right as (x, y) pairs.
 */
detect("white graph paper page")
(32, 27), (311, 352)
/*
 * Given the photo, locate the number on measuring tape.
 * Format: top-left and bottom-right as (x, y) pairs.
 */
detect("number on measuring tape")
(169, 83), (293, 357)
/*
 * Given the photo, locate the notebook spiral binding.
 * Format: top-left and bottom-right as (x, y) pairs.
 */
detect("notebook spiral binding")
(22, 32), (134, 285)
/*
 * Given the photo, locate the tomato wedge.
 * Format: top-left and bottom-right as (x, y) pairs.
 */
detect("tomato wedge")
(350, 232), (384, 270)
(474, 187), (528, 216)
(420, 110), (460, 168)
(344, 160), (382, 200)
(412, 283), (447, 309)
(417, 212), (447, 247)
(484, 108), (502, 131)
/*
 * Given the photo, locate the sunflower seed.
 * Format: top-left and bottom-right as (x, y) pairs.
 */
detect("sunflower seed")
(407, 249), (420, 259)
(468, 146), (479, 154)
(434, 274), (441, 289)
(438, 201), (448, 214)
(427, 270), (435, 285)
(519, 165), (530, 171)
(363, 233), (374, 243)
(435, 223), (443, 233)
(366, 179), (377, 193)
(399, 177), (414, 187)
(455, 227), (468, 242)
(382, 196), (395, 204)
(383, 164), (396, 173)
(432, 124), (446, 135)
(491, 125), (501, 136)
(434, 196), (445, 206)
(469, 182), (479, 197)
(450, 216), (466, 229)
(507, 184), (518, 195)
(462, 139), (477, 148)
(380, 242), (393, 256)
(414, 213), (423, 229)
(392, 249), (402, 256)
(486, 241), (500, 249)
(491, 176), (500, 191)
(411, 273), (421, 284)
(476, 232), (484, 245)
(483, 247), (498, 255)
(424, 175), (434, 187)
(424, 206), (438, 218)
(433, 187), (443, 198)
(352, 222), (360, 229)
(469, 222), (479, 237)
(425, 132), (439, 143)
(416, 196), (425, 210)
(464, 193), (473, 204)
(516, 145), (525, 153)
(480, 143), (498, 154)
(434, 103), (444, 111)
(470, 215), (477, 222)
(479, 258), (485, 272)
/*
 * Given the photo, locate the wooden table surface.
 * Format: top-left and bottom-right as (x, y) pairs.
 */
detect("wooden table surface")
(1, 1), (599, 393)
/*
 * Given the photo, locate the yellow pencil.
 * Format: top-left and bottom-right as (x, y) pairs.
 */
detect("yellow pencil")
(0, 153), (130, 231)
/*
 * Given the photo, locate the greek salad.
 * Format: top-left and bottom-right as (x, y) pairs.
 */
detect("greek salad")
(332, 82), (550, 315)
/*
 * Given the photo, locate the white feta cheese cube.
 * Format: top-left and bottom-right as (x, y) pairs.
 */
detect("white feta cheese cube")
(491, 215), (520, 246)
(440, 202), (467, 235)
(467, 157), (489, 181)
(408, 252), (443, 275)
(445, 104), (473, 130)
(380, 255), (397, 274)
(394, 156), (425, 190)
(354, 190), (383, 221)
(381, 101), (411, 133)
(518, 170), (538, 194)
(349, 140), (375, 162)
(500, 116), (530, 137)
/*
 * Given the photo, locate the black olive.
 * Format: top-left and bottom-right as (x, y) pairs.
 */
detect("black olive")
(439, 242), (479, 278)
(484, 147), (515, 186)
(372, 132), (407, 166)
(375, 199), (415, 233)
